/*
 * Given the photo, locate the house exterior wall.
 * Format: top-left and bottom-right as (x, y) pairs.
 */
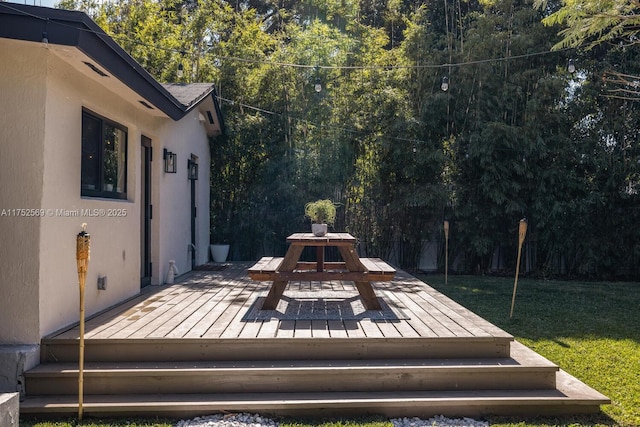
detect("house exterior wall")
(37, 50), (212, 336)
(37, 48), (151, 338)
(0, 41), (46, 345)
(1, 39), (213, 346)
(156, 110), (211, 281)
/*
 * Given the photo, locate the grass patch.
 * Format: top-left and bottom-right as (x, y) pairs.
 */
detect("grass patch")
(19, 417), (174, 427)
(19, 276), (639, 427)
(419, 274), (640, 427)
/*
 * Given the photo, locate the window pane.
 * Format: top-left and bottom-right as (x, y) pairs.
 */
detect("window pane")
(81, 110), (128, 199)
(104, 125), (127, 193)
(81, 113), (101, 191)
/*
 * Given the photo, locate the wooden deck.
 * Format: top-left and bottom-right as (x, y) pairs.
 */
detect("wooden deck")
(51, 262), (510, 342)
(24, 262), (609, 418)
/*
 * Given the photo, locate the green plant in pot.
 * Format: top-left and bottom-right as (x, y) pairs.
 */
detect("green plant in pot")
(304, 199), (336, 236)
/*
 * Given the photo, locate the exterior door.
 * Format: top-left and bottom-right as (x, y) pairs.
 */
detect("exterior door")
(140, 136), (152, 287)
(189, 155), (198, 269)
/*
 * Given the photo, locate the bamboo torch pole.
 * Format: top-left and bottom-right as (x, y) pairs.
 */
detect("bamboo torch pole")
(76, 224), (90, 421)
(509, 219), (527, 319)
(444, 220), (450, 285)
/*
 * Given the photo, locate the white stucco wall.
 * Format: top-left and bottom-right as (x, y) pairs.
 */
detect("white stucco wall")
(0, 41), (46, 344)
(1, 39), (212, 341)
(37, 49), (154, 337)
(156, 110), (211, 281)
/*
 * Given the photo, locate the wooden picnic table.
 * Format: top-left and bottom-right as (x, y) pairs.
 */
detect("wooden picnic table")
(248, 232), (395, 310)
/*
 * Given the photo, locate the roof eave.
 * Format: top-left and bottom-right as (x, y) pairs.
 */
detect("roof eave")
(0, 2), (186, 121)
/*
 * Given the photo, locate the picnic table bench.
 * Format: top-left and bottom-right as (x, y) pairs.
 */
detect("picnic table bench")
(248, 233), (395, 310)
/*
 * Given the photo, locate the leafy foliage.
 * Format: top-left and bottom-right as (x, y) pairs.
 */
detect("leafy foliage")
(63, 0), (640, 277)
(305, 199), (337, 225)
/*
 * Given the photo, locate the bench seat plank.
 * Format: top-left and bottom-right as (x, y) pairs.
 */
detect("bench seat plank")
(248, 257), (395, 282)
(248, 257), (284, 280)
(360, 257), (396, 274)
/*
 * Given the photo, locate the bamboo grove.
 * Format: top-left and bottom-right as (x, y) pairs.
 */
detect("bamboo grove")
(60, 0), (640, 279)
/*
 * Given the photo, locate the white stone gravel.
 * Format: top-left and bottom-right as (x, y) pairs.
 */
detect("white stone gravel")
(174, 412), (489, 427)
(175, 413), (276, 427)
(391, 415), (489, 427)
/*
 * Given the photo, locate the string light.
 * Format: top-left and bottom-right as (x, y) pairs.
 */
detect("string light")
(41, 18), (48, 46)
(216, 95), (431, 146)
(313, 65), (322, 92)
(568, 59), (576, 73)
(441, 76), (449, 91)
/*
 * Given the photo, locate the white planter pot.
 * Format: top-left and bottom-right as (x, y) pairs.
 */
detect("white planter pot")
(210, 244), (230, 263)
(311, 223), (328, 237)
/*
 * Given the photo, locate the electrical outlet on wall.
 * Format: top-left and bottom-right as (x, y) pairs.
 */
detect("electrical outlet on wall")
(97, 276), (107, 290)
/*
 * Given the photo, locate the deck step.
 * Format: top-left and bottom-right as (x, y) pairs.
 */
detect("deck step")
(25, 352), (559, 395)
(40, 336), (513, 363)
(23, 342), (610, 418)
(27, 343), (556, 396)
(20, 371), (610, 419)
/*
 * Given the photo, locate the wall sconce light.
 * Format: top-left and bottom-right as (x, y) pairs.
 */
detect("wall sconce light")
(188, 159), (198, 180)
(163, 149), (177, 173)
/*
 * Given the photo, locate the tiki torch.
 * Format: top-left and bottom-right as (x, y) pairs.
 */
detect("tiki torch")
(443, 220), (450, 285)
(76, 223), (90, 420)
(509, 219), (527, 319)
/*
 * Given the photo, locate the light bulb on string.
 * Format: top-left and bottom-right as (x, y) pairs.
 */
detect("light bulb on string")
(314, 65), (322, 93)
(441, 76), (449, 91)
(41, 19), (49, 47)
(568, 59), (576, 74)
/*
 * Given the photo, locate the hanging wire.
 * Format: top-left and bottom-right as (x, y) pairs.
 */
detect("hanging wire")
(216, 96), (431, 145)
(0, 2), (574, 73)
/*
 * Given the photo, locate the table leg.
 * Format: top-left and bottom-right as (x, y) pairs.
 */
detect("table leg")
(337, 246), (382, 310)
(262, 281), (287, 310)
(316, 246), (324, 272)
(355, 281), (382, 310)
(260, 245), (304, 310)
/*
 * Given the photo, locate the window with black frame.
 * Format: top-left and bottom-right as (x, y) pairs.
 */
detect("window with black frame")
(81, 109), (128, 199)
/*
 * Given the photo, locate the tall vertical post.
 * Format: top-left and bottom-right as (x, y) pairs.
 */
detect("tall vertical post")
(510, 219), (527, 319)
(443, 220), (450, 285)
(76, 224), (90, 420)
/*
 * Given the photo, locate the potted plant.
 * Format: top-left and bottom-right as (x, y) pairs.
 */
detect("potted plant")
(210, 243), (230, 263)
(209, 196), (232, 263)
(209, 211), (231, 263)
(304, 199), (336, 236)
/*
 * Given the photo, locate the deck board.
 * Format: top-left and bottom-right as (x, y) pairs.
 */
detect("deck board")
(162, 286), (230, 338)
(47, 262), (513, 343)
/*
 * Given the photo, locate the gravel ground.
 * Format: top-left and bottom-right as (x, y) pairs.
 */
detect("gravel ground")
(175, 412), (490, 427)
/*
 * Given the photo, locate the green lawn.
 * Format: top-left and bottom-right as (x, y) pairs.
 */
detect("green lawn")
(20, 275), (639, 427)
(422, 274), (640, 427)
